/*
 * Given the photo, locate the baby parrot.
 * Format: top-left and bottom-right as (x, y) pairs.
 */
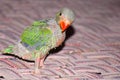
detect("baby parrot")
(2, 8), (75, 74)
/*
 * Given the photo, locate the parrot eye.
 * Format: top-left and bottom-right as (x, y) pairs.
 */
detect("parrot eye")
(59, 12), (62, 16)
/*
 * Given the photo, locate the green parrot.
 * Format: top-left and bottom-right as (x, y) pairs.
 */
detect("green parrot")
(1, 8), (75, 74)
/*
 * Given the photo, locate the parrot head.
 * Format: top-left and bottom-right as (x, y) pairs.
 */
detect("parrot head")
(56, 8), (75, 32)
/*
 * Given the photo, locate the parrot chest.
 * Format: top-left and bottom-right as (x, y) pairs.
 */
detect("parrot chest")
(54, 32), (65, 47)
(47, 19), (66, 48)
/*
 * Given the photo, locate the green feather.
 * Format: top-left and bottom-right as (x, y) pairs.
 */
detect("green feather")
(3, 45), (14, 53)
(21, 21), (53, 47)
(32, 21), (47, 27)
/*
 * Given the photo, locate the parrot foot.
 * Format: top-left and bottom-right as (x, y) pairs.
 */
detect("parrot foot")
(34, 68), (41, 74)
(21, 70), (41, 75)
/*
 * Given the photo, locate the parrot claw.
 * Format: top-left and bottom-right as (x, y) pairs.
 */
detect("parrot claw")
(34, 68), (41, 74)
(21, 69), (41, 75)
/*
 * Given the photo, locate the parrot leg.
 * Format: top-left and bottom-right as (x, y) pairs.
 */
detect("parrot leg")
(34, 55), (41, 74)
(39, 56), (46, 68)
(34, 53), (46, 74)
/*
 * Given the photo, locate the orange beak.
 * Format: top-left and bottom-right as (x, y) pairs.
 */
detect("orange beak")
(59, 19), (71, 32)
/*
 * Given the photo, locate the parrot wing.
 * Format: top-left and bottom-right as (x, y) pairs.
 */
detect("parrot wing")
(20, 21), (53, 50)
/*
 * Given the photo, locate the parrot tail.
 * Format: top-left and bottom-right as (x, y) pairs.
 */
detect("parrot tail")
(0, 41), (30, 57)
(1, 45), (14, 54)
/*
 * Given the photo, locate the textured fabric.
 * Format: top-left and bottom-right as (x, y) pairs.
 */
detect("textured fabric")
(0, 0), (120, 80)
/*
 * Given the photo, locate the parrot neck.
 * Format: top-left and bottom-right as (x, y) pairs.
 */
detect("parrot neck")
(47, 18), (63, 34)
